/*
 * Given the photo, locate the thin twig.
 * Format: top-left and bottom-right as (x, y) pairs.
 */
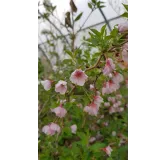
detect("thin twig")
(38, 10), (70, 46)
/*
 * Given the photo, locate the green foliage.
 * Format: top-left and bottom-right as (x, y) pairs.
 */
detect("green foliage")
(38, 2), (128, 160)
(74, 12), (83, 21)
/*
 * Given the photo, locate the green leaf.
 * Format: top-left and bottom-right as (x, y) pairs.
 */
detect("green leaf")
(98, 5), (105, 8)
(88, 3), (92, 9)
(65, 50), (73, 58)
(75, 12), (83, 21)
(121, 12), (128, 18)
(90, 29), (101, 37)
(122, 4), (128, 11)
(90, 143), (106, 152)
(101, 24), (106, 36)
(91, 0), (96, 4)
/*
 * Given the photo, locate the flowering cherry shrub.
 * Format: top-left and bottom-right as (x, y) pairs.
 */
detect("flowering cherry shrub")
(38, 2), (128, 160)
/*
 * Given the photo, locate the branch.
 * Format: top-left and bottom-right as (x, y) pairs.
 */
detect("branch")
(85, 54), (103, 72)
(38, 10), (70, 46)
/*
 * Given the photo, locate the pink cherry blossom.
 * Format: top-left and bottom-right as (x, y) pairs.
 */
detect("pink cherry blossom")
(123, 42), (128, 51)
(118, 107), (124, 112)
(112, 72), (124, 84)
(102, 80), (119, 95)
(103, 146), (113, 157)
(70, 124), (77, 134)
(93, 95), (103, 106)
(122, 48), (128, 63)
(55, 80), (67, 95)
(104, 102), (110, 107)
(103, 58), (115, 76)
(84, 102), (99, 116)
(108, 97), (116, 103)
(42, 123), (61, 135)
(116, 94), (122, 99)
(118, 21), (128, 33)
(109, 107), (117, 114)
(51, 104), (67, 118)
(70, 69), (88, 86)
(41, 80), (51, 91)
(113, 103), (119, 108)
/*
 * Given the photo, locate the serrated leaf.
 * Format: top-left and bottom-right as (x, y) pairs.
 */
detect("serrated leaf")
(75, 12), (83, 21)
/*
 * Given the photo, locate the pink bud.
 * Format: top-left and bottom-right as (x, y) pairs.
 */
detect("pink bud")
(118, 21), (128, 33)
(90, 84), (95, 90)
(70, 124), (77, 134)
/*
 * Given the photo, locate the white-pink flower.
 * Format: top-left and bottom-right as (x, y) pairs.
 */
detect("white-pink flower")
(70, 124), (77, 134)
(102, 81), (119, 95)
(42, 123), (61, 135)
(103, 146), (113, 157)
(89, 137), (96, 143)
(70, 69), (88, 86)
(113, 103), (119, 108)
(41, 80), (51, 91)
(103, 58), (115, 76)
(51, 104), (67, 118)
(84, 102), (99, 116)
(55, 80), (67, 94)
(94, 95), (103, 106)
(112, 72), (124, 84)
(118, 21), (128, 33)
(90, 84), (95, 90)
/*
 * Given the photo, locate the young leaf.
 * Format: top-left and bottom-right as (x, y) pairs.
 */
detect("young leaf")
(90, 29), (101, 37)
(65, 50), (73, 58)
(121, 12), (128, 18)
(91, 0), (96, 4)
(101, 24), (106, 36)
(122, 4), (128, 11)
(88, 3), (92, 9)
(75, 12), (83, 21)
